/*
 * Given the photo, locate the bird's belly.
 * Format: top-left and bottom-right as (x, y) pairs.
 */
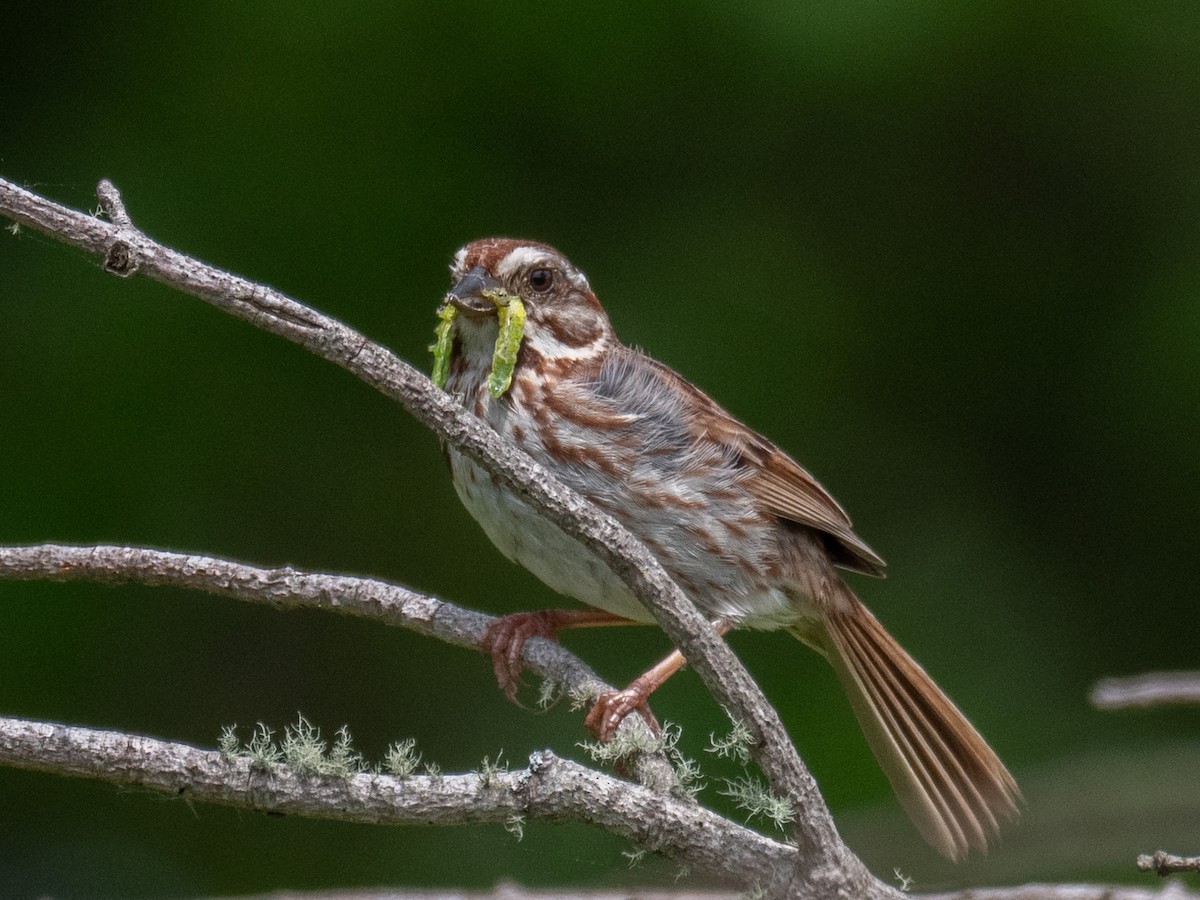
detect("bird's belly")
(449, 450), (655, 623)
(448, 449), (802, 630)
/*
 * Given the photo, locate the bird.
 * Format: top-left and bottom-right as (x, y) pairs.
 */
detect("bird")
(437, 236), (1019, 860)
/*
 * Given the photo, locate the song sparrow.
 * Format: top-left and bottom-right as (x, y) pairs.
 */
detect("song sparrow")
(439, 237), (1019, 860)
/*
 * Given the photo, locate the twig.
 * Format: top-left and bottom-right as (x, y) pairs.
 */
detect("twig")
(1091, 673), (1200, 710)
(0, 543), (595, 685)
(1093, 679), (1200, 886)
(96, 177), (133, 228)
(0, 177), (882, 897)
(0, 547), (583, 683)
(921, 885), (1200, 900)
(0, 716), (792, 888)
(1137, 850), (1200, 876)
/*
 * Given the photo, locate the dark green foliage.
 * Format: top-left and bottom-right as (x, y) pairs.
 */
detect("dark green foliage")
(3, 2), (1200, 894)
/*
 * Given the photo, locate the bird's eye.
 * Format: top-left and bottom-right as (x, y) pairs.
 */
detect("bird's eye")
(528, 268), (554, 293)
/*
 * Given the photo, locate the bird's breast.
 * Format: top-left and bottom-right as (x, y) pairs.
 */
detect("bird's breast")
(447, 444), (655, 622)
(444, 370), (805, 630)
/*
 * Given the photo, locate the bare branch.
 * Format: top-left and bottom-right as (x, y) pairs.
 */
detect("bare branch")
(214, 891), (745, 900)
(0, 176), (867, 893)
(96, 177), (132, 228)
(0, 542), (675, 792)
(0, 716), (793, 889)
(202, 887), (1200, 900)
(1091, 673), (1200, 710)
(1137, 850), (1200, 876)
(4, 708), (1184, 900)
(921, 885), (1200, 900)
(0, 543), (591, 691)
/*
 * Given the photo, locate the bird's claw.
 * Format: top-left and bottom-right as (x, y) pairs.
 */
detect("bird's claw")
(480, 611), (561, 705)
(584, 688), (661, 741)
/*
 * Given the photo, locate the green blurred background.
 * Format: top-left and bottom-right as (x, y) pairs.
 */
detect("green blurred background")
(2, 1), (1199, 896)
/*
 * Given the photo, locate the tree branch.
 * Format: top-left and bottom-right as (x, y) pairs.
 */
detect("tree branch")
(1137, 851), (1200, 876)
(0, 542), (594, 697)
(1091, 673), (1200, 710)
(0, 716), (793, 888)
(202, 888), (1200, 900)
(921, 886), (1200, 900)
(3, 708), (1192, 900)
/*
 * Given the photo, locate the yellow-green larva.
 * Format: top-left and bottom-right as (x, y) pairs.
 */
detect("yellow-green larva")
(487, 296), (526, 398)
(430, 302), (457, 389)
(429, 294), (526, 397)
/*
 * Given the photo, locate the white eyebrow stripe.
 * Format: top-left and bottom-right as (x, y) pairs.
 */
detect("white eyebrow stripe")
(451, 246), (468, 277)
(496, 245), (555, 279)
(497, 245), (591, 291)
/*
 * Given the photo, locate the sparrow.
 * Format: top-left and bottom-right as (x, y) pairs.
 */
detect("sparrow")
(438, 236), (1019, 860)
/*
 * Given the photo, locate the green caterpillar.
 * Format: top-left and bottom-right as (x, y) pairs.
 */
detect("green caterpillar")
(430, 302), (457, 389)
(486, 295), (526, 398)
(429, 294), (527, 398)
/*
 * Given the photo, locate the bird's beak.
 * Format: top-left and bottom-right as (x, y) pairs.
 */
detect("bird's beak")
(447, 266), (504, 318)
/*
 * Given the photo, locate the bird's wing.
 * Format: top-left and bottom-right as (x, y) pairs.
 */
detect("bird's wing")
(738, 434), (886, 575)
(623, 349), (886, 576)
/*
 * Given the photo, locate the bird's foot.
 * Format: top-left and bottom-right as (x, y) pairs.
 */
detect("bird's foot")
(480, 608), (639, 705)
(480, 610), (564, 705)
(584, 687), (661, 741)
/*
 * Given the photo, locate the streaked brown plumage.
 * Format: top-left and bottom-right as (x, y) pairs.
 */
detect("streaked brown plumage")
(440, 237), (1020, 860)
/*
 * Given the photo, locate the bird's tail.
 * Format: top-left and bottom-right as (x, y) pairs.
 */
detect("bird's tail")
(792, 595), (1020, 860)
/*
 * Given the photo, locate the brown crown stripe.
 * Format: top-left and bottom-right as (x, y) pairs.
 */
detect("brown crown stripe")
(461, 236), (559, 273)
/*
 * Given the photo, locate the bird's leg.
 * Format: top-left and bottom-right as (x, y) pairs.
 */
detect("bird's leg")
(585, 619), (733, 741)
(583, 649), (681, 740)
(481, 608), (643, 703)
